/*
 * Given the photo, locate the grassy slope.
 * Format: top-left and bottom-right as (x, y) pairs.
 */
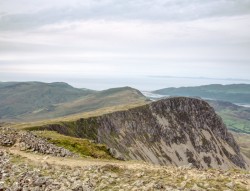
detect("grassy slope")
(153, 84), (250, 104)
(0, 82), (95, 120)
(0, 83), (147, 122)
(33, 131), (113, 159)
(17, 87), (147, 121)
(11, 101), (148, 130)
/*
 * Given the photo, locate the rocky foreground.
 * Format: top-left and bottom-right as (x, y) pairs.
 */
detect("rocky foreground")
(1, 148), (250, 191)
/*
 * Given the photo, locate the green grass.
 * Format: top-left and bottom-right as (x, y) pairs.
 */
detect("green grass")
(12, 101), (148, 130)
(206, 100), (250, 134)
(33, 131), (114, 159)
(217, 111), (250, 134)
(0, 83), (147, 122)
(0, 81), (94, 120)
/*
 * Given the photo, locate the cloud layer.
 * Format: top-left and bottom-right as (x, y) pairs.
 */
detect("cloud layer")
(1, 0), (250, 30)
(0, 0), (250, 88)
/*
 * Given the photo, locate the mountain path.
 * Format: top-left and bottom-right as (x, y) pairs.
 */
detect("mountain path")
(7, 147), (162, 170)
(2, 146), (250, 191)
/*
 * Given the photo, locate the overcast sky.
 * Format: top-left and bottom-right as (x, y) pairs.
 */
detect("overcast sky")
(0, 0), (250, 89)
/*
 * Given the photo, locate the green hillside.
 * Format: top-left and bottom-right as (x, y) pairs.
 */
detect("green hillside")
(19, 86), (147, 121)
(153, 84), (250, 104)
(0, 82), (147, 121)
(0, 82), (95, 120)
(207, 100), (250, 134)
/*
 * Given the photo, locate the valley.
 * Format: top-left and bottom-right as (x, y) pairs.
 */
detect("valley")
(207, 100), (250, 134)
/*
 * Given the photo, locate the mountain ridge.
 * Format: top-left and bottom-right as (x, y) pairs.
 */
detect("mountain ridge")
(27, 97), (249, 170)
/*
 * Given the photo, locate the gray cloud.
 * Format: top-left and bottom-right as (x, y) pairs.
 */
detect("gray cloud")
(1, 0), (250, 30)
(0, 0), (250, 86)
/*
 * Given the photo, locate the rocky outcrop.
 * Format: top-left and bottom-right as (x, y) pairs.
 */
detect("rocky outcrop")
(0, 127), (74, 157)
(35, 97), (249, 170)
(0, 150), (93, 190)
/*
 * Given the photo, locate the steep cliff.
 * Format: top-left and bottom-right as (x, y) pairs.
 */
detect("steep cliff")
(33, 97), (249, 169)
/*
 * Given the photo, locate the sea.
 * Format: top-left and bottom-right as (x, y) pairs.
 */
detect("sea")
(68, 76), (250, 91)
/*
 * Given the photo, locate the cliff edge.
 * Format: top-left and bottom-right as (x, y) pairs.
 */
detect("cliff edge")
(36, 97), (249, 170)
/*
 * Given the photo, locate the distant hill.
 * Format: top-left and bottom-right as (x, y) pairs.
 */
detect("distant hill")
(0, 82), (147, 121)
(0, 82), (95, 120)
(19, 86), (147, 121)
(153, 84), (250, 104)
(207, 100), (250, 134)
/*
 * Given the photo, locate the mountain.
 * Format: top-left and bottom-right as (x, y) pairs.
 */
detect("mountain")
(153, 84), (250, 104)
(0, 82), (147, 121)
(0, 82), (95, 119)
(20, 86), (148, 121)
(28, 97), (249, 170)
(207, 100), (250, 134)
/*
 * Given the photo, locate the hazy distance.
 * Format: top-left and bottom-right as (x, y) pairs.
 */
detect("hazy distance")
(1, 0), (250, 90)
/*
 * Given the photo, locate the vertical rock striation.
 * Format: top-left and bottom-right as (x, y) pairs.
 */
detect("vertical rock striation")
(39, 97), (248, 169)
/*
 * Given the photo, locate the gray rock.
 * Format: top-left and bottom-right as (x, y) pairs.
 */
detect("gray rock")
(153, 182), (165, 189)
(0, 182), (5, 190)
(108, 148), (125, 161)
(71, 181), (83, 191)
(226, 182), (234, 189)
(33, 177), (47, 187)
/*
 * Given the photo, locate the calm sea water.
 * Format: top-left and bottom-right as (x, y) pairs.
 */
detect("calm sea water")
(1, 73), (250, 91)
(236, 104), (250, 108)
(68, 76), (250, 91)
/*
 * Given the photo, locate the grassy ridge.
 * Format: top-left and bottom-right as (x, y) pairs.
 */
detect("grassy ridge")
(12, 101), (148, 130)
(0, 82), (147, 122)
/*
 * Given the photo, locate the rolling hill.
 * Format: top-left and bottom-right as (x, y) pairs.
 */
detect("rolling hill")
(19, 86), (148, 121)
(0, 82), (147, 121)
(153, 84), (250, 104)
(0, 82), (95, 120)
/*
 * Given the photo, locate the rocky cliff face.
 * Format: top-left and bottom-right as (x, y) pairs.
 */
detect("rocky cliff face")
(37, 97), (248, 169)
